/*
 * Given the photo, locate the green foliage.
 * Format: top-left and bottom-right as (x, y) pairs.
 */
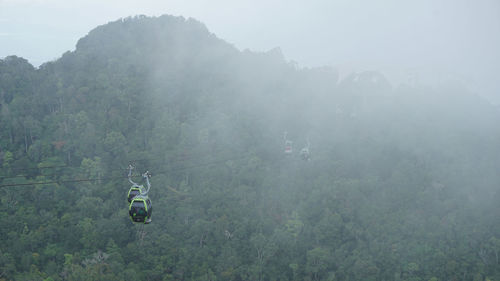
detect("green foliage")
(2, 151), (13, 169)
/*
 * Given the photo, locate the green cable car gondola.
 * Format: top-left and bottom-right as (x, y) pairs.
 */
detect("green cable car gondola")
(127, 186), (142, 203)
(129, 195), (152, 224)
(127, 165), (144, 203)
(127, 166), (153, 224)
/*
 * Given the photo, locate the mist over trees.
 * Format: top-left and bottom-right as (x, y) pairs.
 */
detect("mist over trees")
(1, 15), (499, 281)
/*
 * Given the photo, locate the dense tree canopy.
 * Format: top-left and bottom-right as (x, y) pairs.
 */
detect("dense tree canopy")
(0, 15), (499, 281)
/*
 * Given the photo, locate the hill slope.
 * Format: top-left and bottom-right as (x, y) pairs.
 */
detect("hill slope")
(1, 15), (499, 281)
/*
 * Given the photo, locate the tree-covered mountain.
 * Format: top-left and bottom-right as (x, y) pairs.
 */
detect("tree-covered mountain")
(1, 15), (499, 281)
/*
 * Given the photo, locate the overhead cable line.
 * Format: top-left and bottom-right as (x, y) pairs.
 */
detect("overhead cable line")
(10, 164), (68, 171)
(0, 165), (72, 180)
(0, 154), (250, 188)
(0, 146), (242, 181)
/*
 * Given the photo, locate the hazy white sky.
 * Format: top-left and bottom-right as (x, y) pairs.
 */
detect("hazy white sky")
(1, 0), (499, 101)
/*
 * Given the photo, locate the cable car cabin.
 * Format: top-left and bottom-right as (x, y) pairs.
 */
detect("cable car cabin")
(284, 140), (293, 154)
(300, 148), (310, 161)
(127, 186), (142, 203)
(129, 196), (152, 224)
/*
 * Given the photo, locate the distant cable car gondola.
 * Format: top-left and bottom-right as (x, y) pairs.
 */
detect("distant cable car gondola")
(300, 138), (311, 161)
(300, 147), (310, 161)
(284, 132), (293, 154)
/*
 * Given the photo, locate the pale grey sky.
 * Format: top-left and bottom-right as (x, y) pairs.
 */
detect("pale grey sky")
(1, 0), (499, 102)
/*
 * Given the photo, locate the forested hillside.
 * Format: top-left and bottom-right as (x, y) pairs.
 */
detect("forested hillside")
(1, 15), (499, 281)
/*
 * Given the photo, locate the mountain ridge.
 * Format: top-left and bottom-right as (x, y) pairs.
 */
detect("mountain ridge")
(0, 14), (499, 281)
